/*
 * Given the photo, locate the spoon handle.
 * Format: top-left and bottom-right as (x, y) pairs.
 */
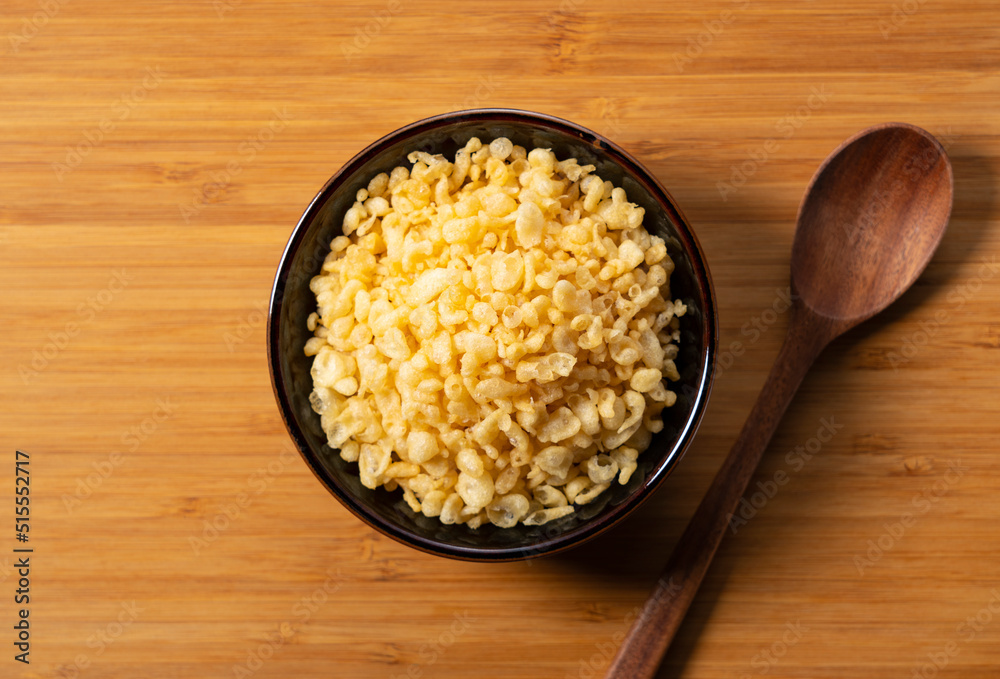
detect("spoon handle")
(604, 304), (835, 679)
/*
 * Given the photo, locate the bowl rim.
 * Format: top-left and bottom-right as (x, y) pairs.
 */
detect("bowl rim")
(267, 108), (718, 561)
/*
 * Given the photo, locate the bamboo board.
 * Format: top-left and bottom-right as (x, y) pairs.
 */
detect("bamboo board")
(2, 1), (999, 677)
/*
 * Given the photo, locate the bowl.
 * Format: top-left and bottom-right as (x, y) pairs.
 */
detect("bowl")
(267, 109), (717, 561)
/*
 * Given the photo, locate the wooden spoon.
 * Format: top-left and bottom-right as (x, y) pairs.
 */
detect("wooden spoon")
(605, 122), (954, 679)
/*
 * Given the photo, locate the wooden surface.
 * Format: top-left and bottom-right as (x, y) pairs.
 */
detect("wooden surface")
(2, 2), (998, 678)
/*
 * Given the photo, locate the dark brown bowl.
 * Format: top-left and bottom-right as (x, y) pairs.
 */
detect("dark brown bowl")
(267, 109), (717, 561)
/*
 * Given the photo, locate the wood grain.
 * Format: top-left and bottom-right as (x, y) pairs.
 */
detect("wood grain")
(2, 1), (999, 678)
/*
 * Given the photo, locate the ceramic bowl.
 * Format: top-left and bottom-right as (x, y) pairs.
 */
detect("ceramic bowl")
(268, 109), (717, 561)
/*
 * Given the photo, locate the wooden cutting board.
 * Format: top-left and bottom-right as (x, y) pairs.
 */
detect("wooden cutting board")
(3, 1), (999, 677)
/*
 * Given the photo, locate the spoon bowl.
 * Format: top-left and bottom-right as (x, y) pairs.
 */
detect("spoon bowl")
(793, 123), (953, 324)
(606, 123), (954, 679)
